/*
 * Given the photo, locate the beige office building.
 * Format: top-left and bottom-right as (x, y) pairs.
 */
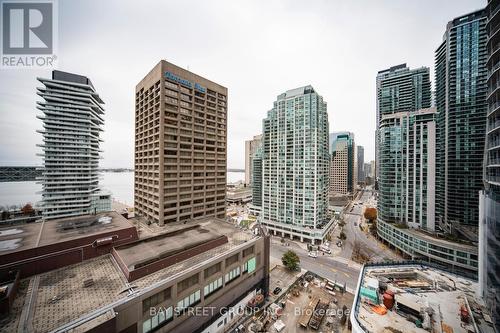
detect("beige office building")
(135, 60), (227, 225)
(244, 134), (262, 185)
(329, 132), (356, 195)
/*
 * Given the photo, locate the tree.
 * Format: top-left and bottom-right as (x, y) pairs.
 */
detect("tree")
(1, 210), (9, 220)
(281, 250), (300, 271)
(364, 207), (377, 223)
(338, 231), (347, 241)
(21, 203), (34, 216)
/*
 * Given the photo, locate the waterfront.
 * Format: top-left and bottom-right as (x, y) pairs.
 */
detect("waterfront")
(0, 171), (245, 208)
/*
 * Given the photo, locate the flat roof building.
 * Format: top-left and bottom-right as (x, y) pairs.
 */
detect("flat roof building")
(259, 86), (332, 244)
(330, 132), (356, 195)
(134, 60), (227, 225)
(0, 218), (270, 333)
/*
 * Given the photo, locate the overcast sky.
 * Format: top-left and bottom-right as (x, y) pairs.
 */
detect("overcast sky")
(0, 0), (485, 169)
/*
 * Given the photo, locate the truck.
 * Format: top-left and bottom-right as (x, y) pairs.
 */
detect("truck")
(299, 297), (319, 328)
(309, 300), (329, 330)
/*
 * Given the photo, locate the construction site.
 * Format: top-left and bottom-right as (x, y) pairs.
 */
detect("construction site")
(351, 262), (496, 333)
(238, 271), (354, 333)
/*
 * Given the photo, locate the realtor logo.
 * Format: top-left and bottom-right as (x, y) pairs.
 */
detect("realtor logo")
(1, 0), (57, 68)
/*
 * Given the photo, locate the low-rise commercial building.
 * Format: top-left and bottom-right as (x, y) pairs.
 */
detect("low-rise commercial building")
(0, 218), (270, 333)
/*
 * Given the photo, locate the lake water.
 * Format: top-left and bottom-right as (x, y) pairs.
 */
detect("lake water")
(0, 171), (245, 208)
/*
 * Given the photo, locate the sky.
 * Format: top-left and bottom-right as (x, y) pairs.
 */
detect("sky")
(0, 0), (486, 169)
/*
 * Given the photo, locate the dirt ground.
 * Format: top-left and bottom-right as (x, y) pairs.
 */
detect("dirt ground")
(243, 272), (354, 333)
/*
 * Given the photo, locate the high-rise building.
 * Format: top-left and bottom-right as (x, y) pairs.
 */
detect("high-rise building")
(37, 70), (111, 220)
(249, 146), (263, 216)
(244, 134), (262, 185)
(479, 1), (500, 330)
(134, 60), (227, 225)
(363, 163), (370, 179)
(357, 145), (365, 183)
(376, 61), (478, 277)
(330, 132), (356, 194)
(378, 108), (437, 232)
(259, 86), (332, 244)
(376, 64), (431, 179)
(435, 10), (488, 232)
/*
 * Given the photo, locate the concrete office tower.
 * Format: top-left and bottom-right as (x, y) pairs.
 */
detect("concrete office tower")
(478, 1), (500, 330)
(435, 10), (488, 232)
(330, 132), (356, 194)
(37, 70), (111, 220)
(376, 64), (431, 179)
(134, 60), (227, 225)
(378, 108), (437, 233)
(260, 86), (332, 244)
(357, 145), (365, 183)
(245, 134), (262, 185)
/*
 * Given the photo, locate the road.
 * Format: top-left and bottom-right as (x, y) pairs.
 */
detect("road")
(340, 189), (400, 262)
(270, 240), (361, 291)
(269, 187), (401, 291)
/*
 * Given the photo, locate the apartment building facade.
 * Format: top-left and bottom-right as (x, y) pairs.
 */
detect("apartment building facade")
(259, 86), (332, 243)
(375, 64), (431, 179)
(479, 1), (500, 330)
(37, 70), (111, 220)
(378, 108), (437, 232)
(435, 10), (488, 231)
(244, 134), (262, 186)
(134, 61), (227, 225)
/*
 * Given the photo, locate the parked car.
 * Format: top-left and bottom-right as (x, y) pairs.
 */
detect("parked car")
(273, 287), (282, 295)
(308, 251), (318, 258)
(319, 245), (331, 254)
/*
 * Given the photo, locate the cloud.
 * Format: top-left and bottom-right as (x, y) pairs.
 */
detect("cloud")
(0, 0), (486, 168)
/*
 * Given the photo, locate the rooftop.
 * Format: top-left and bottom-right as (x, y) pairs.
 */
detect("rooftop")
(352, 263), (495, 333)
(114, 220), (230, 270)
(0, 211), (134, 256)
(0, 218), (258, 333)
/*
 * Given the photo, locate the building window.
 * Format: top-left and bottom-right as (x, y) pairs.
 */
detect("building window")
(243, 245), (255, 258)
(142, 288), (171, 313)
(247, 257), (256, 273)
(176, 290), (201, 314)
(225, 253), (239, 266)
(225, 266), (240, 284)
(204, 277), (223, 298)
(142, 306), (173, 333)
(177, 273), (199, 293)
(204, 262), (221, 279)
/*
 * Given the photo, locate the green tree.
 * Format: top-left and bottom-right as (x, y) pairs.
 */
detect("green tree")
(338, 231), (347, 241)
(281, 250), (300, 271)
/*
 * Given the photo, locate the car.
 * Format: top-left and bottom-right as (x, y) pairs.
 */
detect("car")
(273, 287), (282, 295)
(319, 245), (332, 254)
(308, 251), (318, 258)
